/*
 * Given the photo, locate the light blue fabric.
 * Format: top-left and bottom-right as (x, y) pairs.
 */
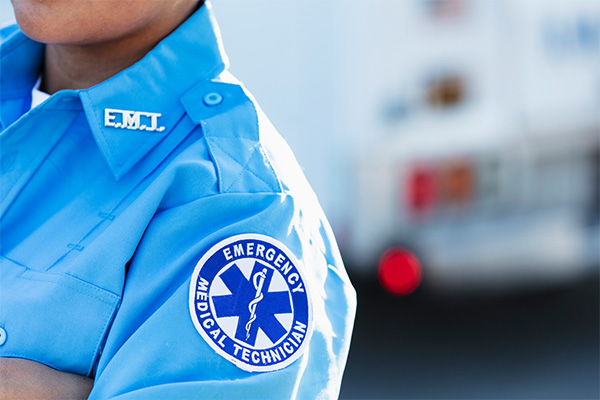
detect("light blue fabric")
(0, 3), (356, 399)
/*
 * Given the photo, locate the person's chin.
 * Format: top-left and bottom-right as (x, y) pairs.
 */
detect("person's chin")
(11, 0), (76, 44)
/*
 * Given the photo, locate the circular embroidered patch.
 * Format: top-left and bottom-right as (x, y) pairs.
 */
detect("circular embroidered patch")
(189, 234), (313, 372)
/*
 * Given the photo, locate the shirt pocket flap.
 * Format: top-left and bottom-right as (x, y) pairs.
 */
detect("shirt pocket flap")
(1, 268), (120, 376)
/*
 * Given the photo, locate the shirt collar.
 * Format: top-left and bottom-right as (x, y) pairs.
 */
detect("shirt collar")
(0, 25), (44, 98)
(1, 2), (229, 180)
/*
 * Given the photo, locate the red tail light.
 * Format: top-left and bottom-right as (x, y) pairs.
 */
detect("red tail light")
(378, 248), (423, 296)
(405, 164), (437, 217)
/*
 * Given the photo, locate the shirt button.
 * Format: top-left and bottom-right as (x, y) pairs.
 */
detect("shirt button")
(203, 92), (223, 107)
(0, 327), (6, 346)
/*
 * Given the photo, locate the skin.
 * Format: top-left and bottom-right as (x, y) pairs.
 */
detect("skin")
(11, 0), (200, 94)
(1, 1), (199, 399)
(0, 358), (93, 400)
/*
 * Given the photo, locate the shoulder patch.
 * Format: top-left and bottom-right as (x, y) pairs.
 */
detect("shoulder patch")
(189, 234), (313, 372)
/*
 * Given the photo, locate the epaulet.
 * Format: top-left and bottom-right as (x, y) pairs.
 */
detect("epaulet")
(181, 79), (282, 194)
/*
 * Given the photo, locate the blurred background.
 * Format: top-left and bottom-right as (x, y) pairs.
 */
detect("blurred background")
(2, 0), (599, 398)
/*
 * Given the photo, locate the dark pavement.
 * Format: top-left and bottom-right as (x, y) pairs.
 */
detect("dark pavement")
(339, 277), (599, 399)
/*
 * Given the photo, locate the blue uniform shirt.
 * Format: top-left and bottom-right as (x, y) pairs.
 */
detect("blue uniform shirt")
(0, 3), (356, 399)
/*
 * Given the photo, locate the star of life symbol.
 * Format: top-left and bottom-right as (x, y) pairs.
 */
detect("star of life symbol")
(104, 108), (166, 132)
(189, 234), (313, 372)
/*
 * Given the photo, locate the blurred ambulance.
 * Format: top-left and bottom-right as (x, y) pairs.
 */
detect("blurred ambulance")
(216, 0), (599, 295)
(336, 0), (600, 294)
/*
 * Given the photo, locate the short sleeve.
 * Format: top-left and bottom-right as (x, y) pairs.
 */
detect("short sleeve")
(88, 191), (356, 400)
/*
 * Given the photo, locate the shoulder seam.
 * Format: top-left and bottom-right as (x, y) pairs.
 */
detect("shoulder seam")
(243, 89), (283, 193)
(208, 139), (279, 193)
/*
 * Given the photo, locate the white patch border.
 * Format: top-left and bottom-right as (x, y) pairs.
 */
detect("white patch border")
(188, 233), (313, 373)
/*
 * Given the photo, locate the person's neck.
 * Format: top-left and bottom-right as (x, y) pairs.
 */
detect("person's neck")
(41, 38), (154, 94)
(40, 2), (200, 95)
